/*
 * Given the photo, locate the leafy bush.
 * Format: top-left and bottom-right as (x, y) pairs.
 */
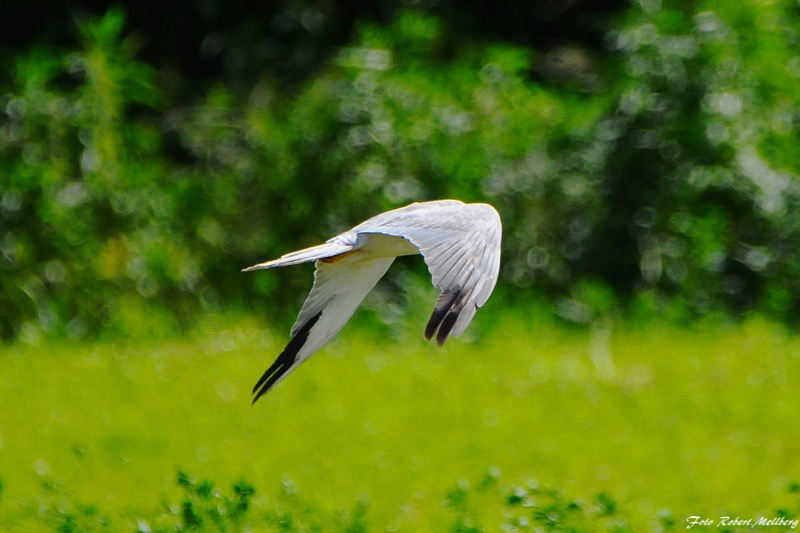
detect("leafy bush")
(3, 2), (800, 340)
(20, 468), (800, 531)
(0, 11), (175, 340)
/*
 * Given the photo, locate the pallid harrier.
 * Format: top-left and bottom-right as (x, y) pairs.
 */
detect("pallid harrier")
(243, 199), (502, 403)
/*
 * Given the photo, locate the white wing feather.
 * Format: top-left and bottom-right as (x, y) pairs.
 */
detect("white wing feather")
(352, 201), (502, 343)
(244, 199), (502, 401)
(250, 256), (394, 402)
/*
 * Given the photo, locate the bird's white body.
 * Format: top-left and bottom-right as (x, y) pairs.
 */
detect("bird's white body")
(351, 232), (420, 258)
(244, 199), (502, 402)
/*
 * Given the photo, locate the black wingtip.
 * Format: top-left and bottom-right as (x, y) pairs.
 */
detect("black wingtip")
(251, 312), (322, 404)
(425, 288), (463, 346)
(436, 310), (459, 346)
(251, 358), (287, 405)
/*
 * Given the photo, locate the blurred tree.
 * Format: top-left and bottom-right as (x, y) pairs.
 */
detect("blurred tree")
(0, 0), (621, 95)
(2, 1), (800, 340)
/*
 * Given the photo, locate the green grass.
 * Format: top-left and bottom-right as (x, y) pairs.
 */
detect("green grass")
(1, 314), (799, 531)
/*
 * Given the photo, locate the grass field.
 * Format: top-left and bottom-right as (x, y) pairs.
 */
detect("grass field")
(1, 314), (799, 531)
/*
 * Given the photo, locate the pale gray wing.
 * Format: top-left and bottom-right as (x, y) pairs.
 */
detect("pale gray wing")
(251, 255), (394, 402)
(353, 200), (502, 345)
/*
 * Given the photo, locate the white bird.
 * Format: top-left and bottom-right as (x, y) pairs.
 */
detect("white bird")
(243, 199), (502, 403)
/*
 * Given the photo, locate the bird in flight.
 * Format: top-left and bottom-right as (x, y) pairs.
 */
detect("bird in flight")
(243, 199), (502, 403)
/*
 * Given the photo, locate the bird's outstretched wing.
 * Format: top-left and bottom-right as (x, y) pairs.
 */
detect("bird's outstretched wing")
(244, 199), (502, 402)
(250, 255), (395, 403)
(352, 200), (502, 345)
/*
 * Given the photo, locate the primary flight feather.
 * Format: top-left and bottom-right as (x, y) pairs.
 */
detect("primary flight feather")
(243, 199), (502, 403)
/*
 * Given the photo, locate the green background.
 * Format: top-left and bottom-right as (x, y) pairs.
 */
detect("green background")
(1, 1), (799, 530)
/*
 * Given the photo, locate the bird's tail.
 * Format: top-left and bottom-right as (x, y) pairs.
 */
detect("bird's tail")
(242, 242), (354, 271)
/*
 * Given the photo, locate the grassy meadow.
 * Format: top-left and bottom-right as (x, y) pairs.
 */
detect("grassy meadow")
(6, 4), (800, 531)
(1, 314), (799, 531)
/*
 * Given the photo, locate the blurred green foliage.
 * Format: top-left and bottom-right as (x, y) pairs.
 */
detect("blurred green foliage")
(2, 318), (799, 529)
(2, 1), (800, 339)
